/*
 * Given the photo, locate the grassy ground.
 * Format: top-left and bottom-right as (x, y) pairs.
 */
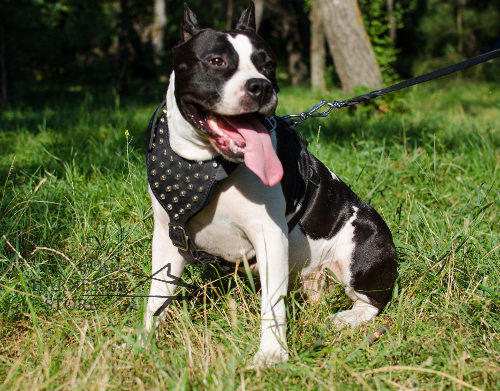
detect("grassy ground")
(0, 79), (498, 390)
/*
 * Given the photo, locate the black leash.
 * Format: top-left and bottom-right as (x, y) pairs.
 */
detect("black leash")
(283, 48), (500, 126)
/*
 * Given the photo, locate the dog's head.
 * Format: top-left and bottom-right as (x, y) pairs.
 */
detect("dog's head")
(171, 2), (283, 186)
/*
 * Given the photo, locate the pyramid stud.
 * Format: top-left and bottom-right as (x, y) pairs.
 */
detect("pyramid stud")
(167, 204), (173, 211)
(160, 118), (165, 123)
(151, 156), (156, 162)
(153, 182), (159, 188)
(179, 209), (185, 215)
(173, 197), (179, 203)
(180, 190), (186, 197)
(187, 184), (193, 190)
(166, 186), (172, 192)
(173, 184), (179, 190)
(198, 187), (204, 192)
(162, 149), (167, 156)
(177, 162), (182, 168)
(166, 169), (172, 175)
(175, 173), (181, 180)
(169, 156), (174, 162)
(159, 194), (165, 200)
(193, 195), (199, 202)
(213, 162), (218, 168)
(160, 175), (166, 181)
(159, 162), (165, 168)
(194, 173), (200, 179)
(174, 214), (179, 220)
(150, 169), (156, 176)
(186, 203), (192, 210)
(159, 129), (164, 135)
(159, 138), (164, 144)
(185, 176), (191, 183)
(203, 175), (209, 181)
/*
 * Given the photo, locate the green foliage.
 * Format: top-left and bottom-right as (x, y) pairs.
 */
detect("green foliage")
(358, 0), (418, 83)
(0, 80), (499, 389)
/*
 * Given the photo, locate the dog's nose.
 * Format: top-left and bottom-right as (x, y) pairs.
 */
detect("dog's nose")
(245, 78), (272, 100)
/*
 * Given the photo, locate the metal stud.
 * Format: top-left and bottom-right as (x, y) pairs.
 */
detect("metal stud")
(162, 149), (167, 156)
(160, 175), (166, 181)
(159, 128), (164, 135)
(160, 161), (165, 168)
(194, 173), (200, 179)
(152, 143), (156, 149)
(185, 176), (191, 183)
(186, 203), (192, 210)
(159, 194), (165, 200)
(166, 186), (172, 192)
(198, 187), (204, 193)
(150, 169), (156, 176)
(187, 184), (193, 190)
(193, 195), (199, 202)
(160, 118), (165, 123)
(159, 138), (164, 144)
(174, 214), (179, 220)
(187, 164), (192, 170)
(162, 109), (167, 114)
(179, 208), (185, 215)
(177, 162), (182, 168)
(198, 161), (203, 165)
(203, 175), (209, 181)
(166, 169), (172, 176)
(212, 162), (218, 168)
(167, 204), (173, 211)
(180, 190), (186, 197)
(173, 196), (179, 203)
(169, 156), (174, 162)
(151, 156), (156, 162)
(173, 184), (179, 190)
(153, 182), (159, 188)
(175, 173), (181, 180)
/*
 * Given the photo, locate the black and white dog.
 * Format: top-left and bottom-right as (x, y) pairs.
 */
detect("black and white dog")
(144, 3), (397, 365)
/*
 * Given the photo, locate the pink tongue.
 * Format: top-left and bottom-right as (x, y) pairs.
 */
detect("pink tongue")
(225, 116), (283, 187)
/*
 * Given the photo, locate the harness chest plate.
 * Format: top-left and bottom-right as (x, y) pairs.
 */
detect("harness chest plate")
(146, 102), (238, 266)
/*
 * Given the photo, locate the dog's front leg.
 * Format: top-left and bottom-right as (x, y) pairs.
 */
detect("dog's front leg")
(144, 193), (187, 333)
(249, 224), (290, 365)
(144, 223), (186, 333)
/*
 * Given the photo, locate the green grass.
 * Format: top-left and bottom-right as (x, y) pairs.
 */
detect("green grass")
(0, 79), (498, 390)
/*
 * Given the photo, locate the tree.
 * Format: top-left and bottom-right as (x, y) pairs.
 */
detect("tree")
(151, 0), (166, 64)
(309, 0), (326, 91)
(320, 0), (382, 93)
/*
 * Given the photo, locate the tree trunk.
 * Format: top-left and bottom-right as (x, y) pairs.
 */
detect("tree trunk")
(226, 0), (233, 29)
(387, 0), (396, 45)
(310, 0), (326, 91)
(118, 0), (129, 95)
(0, 12), (7, 104)
(320, 0), (382, 93)
(254, 0), (264, 31)
(151, 0), (166, 63)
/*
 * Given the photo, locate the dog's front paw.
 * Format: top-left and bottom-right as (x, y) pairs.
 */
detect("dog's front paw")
(252, 348), (289, 367)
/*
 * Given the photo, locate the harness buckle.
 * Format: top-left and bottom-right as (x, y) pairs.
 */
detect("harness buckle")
(168, 224), (190, 252)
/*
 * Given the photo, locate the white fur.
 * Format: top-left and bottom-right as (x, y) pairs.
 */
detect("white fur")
(214, 35), (277, 115)
(166, 72), (218, 161)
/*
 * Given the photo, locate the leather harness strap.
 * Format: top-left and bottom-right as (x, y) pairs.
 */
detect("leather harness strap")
(146, 100), (320, 270)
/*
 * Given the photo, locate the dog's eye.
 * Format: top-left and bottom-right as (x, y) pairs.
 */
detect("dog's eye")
(209, 57), (225, 67)
(263, 61), (275, 72)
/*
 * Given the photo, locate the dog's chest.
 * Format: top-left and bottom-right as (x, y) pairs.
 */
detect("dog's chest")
(186, 165), (287, 262)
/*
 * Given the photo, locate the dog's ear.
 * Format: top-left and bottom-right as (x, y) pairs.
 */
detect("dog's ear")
(182, 3), (201, 42)
(236, 2), (256, 31)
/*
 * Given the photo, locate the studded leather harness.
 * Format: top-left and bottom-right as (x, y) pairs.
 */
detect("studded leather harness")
(146, 100), (320, 271)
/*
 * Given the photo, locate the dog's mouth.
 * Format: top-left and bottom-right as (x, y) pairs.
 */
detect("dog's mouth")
(182, 102), (283, 187)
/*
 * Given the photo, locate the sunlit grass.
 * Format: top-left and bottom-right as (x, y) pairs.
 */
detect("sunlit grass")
(0, 78), (498, 390)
